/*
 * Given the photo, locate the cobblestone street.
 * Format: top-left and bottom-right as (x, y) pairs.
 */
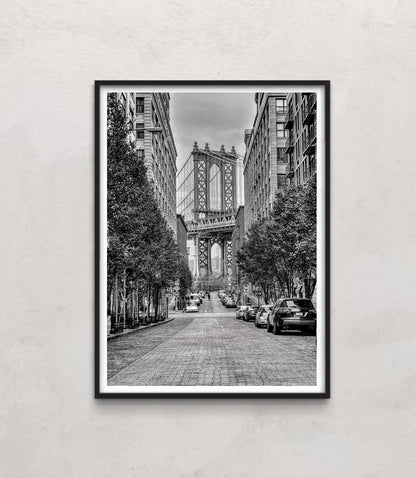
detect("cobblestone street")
(107, 297), (316, 386)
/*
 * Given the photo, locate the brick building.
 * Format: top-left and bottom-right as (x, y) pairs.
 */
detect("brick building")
(231, 205), (245, 292)
(243, 93), (288, 233)
(116, 92), (178, 235)
(176, 214), (188, 260)
(284, 93), (317, 186)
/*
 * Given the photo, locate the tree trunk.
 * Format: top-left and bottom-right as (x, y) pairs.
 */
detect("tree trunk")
(115, 273), (119, 324)
(147, 280), (152, 323)
(122, 268), (126, 328)
(154, 286), (160, 320)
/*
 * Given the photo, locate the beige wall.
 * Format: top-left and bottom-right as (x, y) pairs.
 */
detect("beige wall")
(1, 1), (416, 477)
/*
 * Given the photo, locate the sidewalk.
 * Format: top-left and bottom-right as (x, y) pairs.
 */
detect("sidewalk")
(168, 309), (186, 315)
(107, 317), (174, 341)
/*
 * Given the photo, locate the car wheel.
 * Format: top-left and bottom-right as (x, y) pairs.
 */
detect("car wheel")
(273, 322), (281, 335)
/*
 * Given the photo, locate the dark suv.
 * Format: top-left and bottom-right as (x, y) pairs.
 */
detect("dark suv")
(267, 298), (316, 335)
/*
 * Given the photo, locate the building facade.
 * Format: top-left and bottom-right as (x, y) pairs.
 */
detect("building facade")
(284, 93), (317, 186)
(117, 92), (178, 235)
(243, 92), (317, 235)
(231, 205), (245, 285)
(176, 214), (188, 260)
(243, 93), (288, 233)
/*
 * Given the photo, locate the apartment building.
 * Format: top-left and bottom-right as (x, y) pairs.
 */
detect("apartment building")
(116, 92), (178, 235)
(243, 92), (318, 234)
(243, 93), (288, 233)
(284, 93), (317, 186)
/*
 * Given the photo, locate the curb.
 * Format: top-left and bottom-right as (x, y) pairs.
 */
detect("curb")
(107, 317), (174, 341)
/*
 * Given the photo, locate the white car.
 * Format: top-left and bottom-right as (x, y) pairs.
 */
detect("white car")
(186, 301), (199, 313)
(255, 305), (273, 328)
(189, 293), (201, 305)
(235, 305), (249, 319)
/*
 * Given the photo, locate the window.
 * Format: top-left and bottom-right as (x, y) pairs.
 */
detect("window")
(276, 123), (286, 138)
(136, 123), (144, 139)
(287, 299), (313, 309)
(277, 174), (286, 189)
(276, 97), (286, 113)
(136, 97), (144, 113)
(138, 148), (144, 160)
(277, 147), (286, 161)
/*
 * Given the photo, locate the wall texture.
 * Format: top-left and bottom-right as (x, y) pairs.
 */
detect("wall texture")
(1, 1), (415, 476)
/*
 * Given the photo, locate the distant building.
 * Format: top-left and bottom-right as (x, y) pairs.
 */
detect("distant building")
(116, 92), (178, 235)
(243, 93), (288, 233)
(231, 205), (245, 281)
(284, 93), (317, 186)
(176, 214), (188, 259)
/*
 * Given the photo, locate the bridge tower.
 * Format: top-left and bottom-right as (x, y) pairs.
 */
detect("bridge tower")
(177, 142), (243, 291)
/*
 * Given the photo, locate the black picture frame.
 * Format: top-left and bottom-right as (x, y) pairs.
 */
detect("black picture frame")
(95, 80), (330, 399)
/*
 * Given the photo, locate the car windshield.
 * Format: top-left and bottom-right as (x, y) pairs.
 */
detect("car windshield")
(286, 299), (313, 308)
(189, 301), (197, 306)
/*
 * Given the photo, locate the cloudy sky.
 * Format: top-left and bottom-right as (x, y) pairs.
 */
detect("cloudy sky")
(170, 93), (257, 170)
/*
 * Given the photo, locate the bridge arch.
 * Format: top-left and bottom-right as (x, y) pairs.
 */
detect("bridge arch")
(211, 242), (223, 276)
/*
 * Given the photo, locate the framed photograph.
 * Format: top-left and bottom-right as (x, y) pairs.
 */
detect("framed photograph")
(95, 81), (330, 398)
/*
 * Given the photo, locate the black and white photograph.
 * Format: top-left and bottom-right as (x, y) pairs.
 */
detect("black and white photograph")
(96, 81), (330, 397)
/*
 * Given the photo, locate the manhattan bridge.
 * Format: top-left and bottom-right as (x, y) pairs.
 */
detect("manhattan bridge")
(177, 142), (243, 290)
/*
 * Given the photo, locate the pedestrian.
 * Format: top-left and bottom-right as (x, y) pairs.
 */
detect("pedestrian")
(207, 292), (210, 300)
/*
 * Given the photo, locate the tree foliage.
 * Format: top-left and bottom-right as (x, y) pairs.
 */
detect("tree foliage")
(237, 176), (316, 299)
(177, 253), (193, 298)
(107, 94), (178, 320)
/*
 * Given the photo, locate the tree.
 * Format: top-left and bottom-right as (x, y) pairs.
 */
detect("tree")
(293, 175), (317, 297)
(177, 254), (193, 303)
(268, 177), (317, 298)
(268, 184), (301, 296)
(107, 94), (178, 325)
(237, 175), (317, 301)
(236, 219), (276, 303)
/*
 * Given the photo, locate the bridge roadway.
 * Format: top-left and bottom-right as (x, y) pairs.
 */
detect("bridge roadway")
(107, 297), (316, 387)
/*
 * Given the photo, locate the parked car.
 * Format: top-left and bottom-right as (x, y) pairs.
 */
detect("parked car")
(244, 306), (259, 322)
(199, 291), (206, 299)
(218, 290), (226, 298)
(235, 305), (249, 319)
(255, 305), (273, 328)
(185, 301), (199, 313)
(189, 293), (201, 305)
(267, 298), (316, 335)
(221, 295), (229, 305)
(225, 298), (237, 308)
